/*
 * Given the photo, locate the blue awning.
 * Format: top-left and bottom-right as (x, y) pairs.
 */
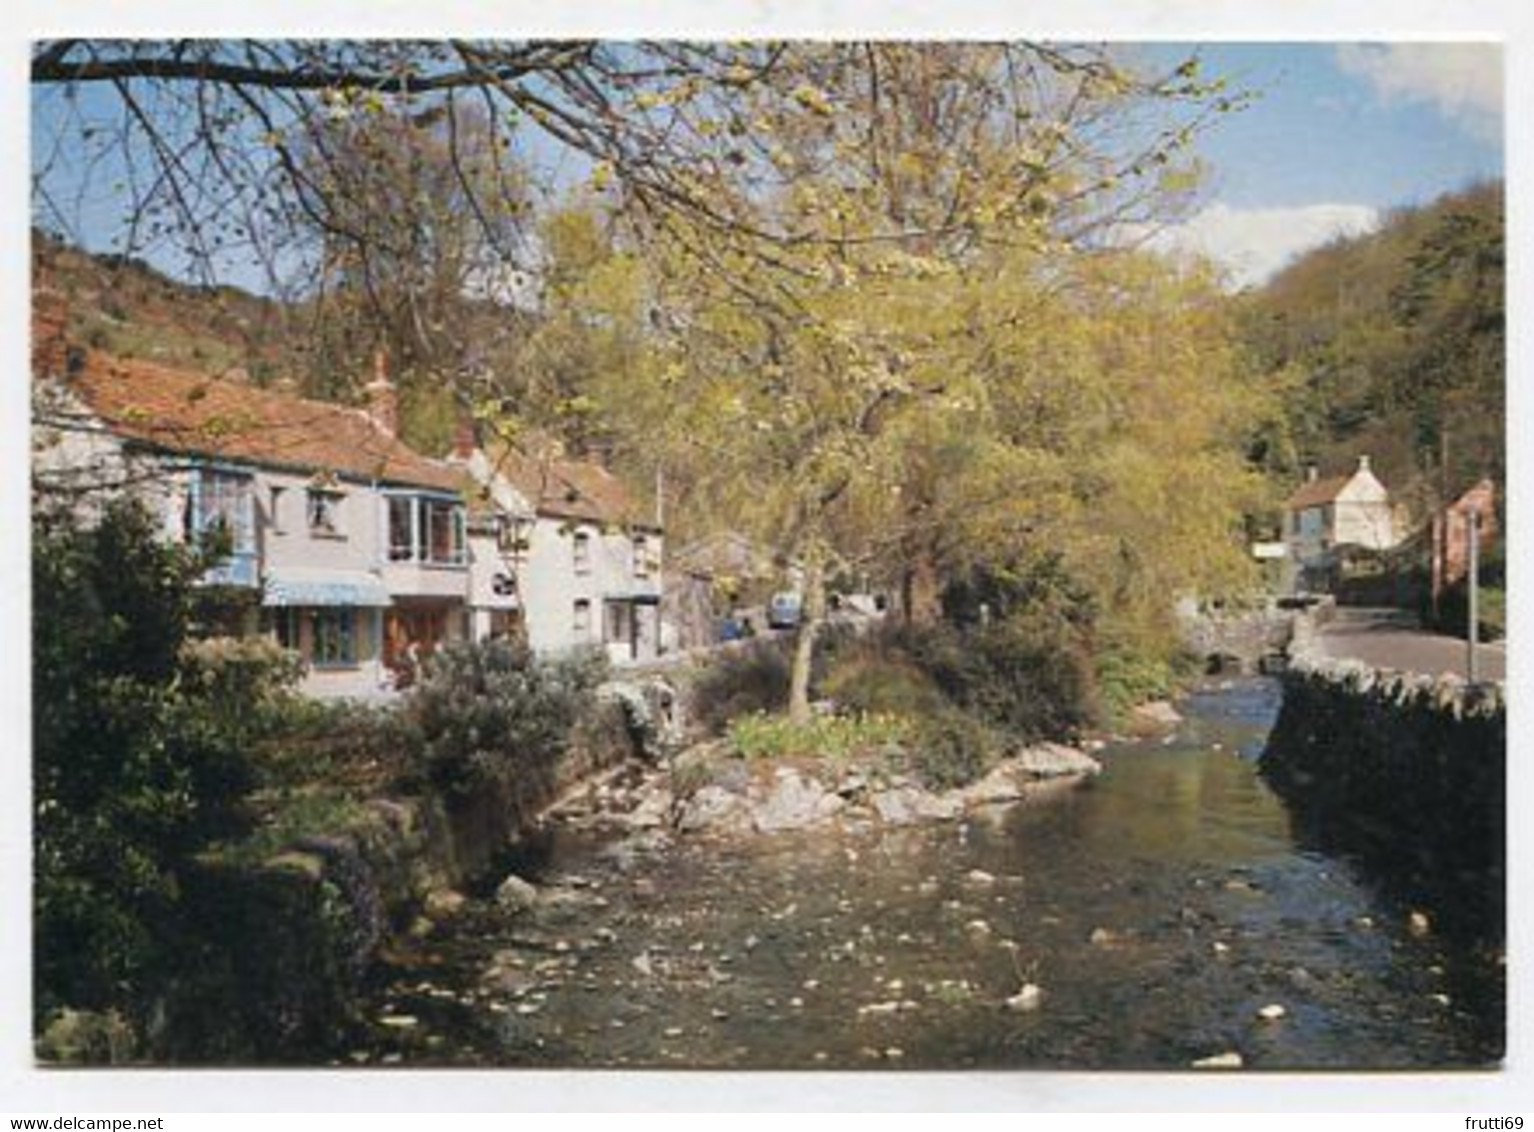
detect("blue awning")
(263, 571), (393, 608)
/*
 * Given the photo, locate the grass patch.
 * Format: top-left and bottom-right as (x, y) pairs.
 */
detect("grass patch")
(726, 710), (912, 764)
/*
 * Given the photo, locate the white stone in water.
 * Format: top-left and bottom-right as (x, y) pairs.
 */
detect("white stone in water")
(965, 869), (997, 887)
(664, 1026), (684, 1037)
(965, 919), (992, 937)
(1257, 1003), (1287, 1021)
(1408, 910), (1432, 936)
(1191, 1051), (1244, 1069)
(495, 874), (539, 913)
(378, 1014), (418, 1028)
(1006, 983), (1044, 1012)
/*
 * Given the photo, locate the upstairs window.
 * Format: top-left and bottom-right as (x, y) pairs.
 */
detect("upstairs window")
(185, 468), (255, 566)
(573, 530), (592, 575)
(387, 494), (466, 565)
(307, 487), (344, 537)
(633, 535), (651, 578)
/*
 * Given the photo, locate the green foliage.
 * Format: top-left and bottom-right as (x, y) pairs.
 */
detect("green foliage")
(726, 710), (911, 763)
(400, 638), (608, 798)
(32, 500), (258, 1027)
(689, 639), (792, 735)
(1094, 645), (1183, 723)
(1239, 181), (1504, 512)
(818, 653), (950, 720)
(906, 709), (1006, 791)
(894, 619), (1095, 743)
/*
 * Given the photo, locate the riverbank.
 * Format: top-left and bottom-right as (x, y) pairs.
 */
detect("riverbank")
(333, 676), (1501, 1070)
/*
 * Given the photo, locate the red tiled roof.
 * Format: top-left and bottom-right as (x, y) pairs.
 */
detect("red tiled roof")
(1285, 474), (1353, 510)
(61, 349), (463, 493)
(483, 438), (652, 529)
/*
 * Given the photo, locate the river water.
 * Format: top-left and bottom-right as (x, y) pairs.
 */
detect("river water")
(345, 677), (1505, 1070)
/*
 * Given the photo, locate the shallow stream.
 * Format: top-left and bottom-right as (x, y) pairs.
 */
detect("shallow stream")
(342, 678), (1504, 1070)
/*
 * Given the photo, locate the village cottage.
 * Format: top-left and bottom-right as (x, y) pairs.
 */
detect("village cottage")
(1283, 456), (1400, 592)
(454, 435), (664, 664)
(33, 294), (470, 698)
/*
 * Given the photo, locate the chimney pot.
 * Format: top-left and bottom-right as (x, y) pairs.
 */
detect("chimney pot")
(1358, 455), (1371, 472)
(1305, 465), (1319, 483)
(365, 348), (397, 437)
(451, 412), (479, 461)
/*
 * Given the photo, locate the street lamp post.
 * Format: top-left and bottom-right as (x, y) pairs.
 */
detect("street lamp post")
(1467, 508), (1480, 684)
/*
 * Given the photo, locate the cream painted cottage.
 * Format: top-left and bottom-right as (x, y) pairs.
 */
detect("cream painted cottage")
(1283, 455), (1400, 590)
(33, 296), (469, 698)
(455, 436), (664, 665)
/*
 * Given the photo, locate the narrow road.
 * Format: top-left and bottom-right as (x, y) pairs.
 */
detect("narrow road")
(1314, 606), (1505, 682)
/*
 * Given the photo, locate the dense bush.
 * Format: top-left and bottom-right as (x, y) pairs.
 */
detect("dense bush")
(33, 500), (259, 1033)
(400, 639), (608, 798)
(896, 618), (1094, 743)
(818, 651), (950, 719)
(688, 637), (792, 735)
(908, 708), (1006, 791)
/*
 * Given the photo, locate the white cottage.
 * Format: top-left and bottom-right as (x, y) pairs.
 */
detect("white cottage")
(456, 436), (664, 665)
(1283, 455), (1399, 588)
(33, 297), (469, 698)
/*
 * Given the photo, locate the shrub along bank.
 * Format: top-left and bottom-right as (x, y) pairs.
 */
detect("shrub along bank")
(33, 500), (645, 1064)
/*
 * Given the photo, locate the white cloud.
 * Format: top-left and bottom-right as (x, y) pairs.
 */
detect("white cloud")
(1335, 43), (1503, 140)
(1141, 202), (1380, 290)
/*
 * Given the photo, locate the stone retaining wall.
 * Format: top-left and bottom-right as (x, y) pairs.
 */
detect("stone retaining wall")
(1258, 612), (1505, 938)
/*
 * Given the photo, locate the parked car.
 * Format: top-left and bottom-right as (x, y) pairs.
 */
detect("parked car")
(767, 591), (803, 629)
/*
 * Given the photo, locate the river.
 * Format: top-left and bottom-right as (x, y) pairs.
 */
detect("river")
(341, 677), (1505, 1070)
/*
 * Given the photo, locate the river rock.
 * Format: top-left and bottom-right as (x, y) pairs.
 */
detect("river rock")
(1006, 983), (1044, 1012)
(872, 786), (962, 825)
(1013, 743), (1103, 780)
(624, 788), (672, 830)
(754, 769), (840, 833)
(1130, 700), (1183, 731)
(1191, 1051), (1243, 1069)
(495, 874), (539, 913)
(678, 784), (755, 835)
(423, 888), (467, 919)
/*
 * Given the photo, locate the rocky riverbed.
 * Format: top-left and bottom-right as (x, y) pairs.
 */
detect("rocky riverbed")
(335, 680), (1503, 1071)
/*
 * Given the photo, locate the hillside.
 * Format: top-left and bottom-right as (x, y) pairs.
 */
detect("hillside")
(1237, 181), (1504, 522)
(32, 231), (303, 388)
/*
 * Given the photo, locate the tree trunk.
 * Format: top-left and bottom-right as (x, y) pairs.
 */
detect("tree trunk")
(901, 544), (943, 626)
(787, 544), (826, 725)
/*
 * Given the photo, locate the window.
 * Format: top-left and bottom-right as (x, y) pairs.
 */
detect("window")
(312, 609), (356, 666)
(573, 599), (592, 640)
(307, 488), (344, 536)
(387, 495), (466, 564)
(427, 499), (464, 564)
(388, 496), (416, 561)
(605, 600), (633, 644)
(573, 530), (592, 575)
(272, 608), (300, 652)
(187, 468), (254, 553)
(633, 535), (650, 578)
(269, 485), (287, 534)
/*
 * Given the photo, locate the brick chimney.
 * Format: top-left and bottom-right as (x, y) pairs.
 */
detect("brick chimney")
(32, 288), (71, 377)
(364, 348), (397, 437)
(451, 411), (479, 462)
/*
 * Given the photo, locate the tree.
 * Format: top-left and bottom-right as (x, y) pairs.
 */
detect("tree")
(33, 500), (257, 1027)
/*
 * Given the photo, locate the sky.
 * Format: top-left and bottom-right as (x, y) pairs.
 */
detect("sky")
(1136, 42), (1504, 288)
(28, 41), (1506, 296)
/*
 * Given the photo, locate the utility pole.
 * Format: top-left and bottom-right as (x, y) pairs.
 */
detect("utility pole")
(1467, 508), (1480, 683)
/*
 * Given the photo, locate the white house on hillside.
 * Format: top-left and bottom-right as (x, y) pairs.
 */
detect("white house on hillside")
(1283, 455), (1400, 589)
(33, 293), (469, 698)
(456, 435), (664, 664)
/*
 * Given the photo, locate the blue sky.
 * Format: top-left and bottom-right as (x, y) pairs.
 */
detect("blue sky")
(1134, 42), (1504, 287)
(29, 41), (1505, 294)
